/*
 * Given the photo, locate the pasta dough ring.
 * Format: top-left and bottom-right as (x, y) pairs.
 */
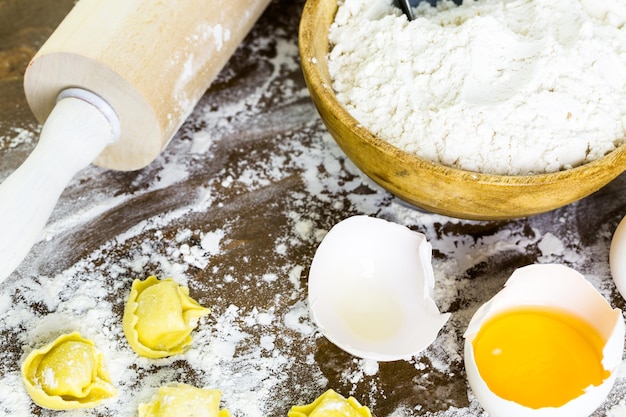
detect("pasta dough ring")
(21, 332), (116, 410)
(123, 276), (210, 358)
(138, 383), (230, 417)
(288, 389), (372, 417)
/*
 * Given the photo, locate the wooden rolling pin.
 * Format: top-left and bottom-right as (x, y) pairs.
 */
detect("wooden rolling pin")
(0, 0), (272, 281)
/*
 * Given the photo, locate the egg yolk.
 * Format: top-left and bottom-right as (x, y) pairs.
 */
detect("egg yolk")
(472, 306), (609, 409)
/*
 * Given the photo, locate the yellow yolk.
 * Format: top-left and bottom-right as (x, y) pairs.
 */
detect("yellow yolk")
(472, 306), (609, 409)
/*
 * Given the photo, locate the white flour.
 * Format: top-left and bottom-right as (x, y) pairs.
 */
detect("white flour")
(0, 126), (37, 150)
(328, 0), (626, 175)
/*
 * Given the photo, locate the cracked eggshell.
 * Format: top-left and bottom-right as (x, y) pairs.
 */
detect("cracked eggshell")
(610, 215), (626, 300)
(464, 264), (625, 417)
(307, 215), (450, 361)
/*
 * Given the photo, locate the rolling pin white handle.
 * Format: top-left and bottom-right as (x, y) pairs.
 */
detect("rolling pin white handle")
(0, 89), (119, 282)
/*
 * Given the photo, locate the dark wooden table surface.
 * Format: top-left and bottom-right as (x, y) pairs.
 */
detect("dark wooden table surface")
(1, 1), (626, 416)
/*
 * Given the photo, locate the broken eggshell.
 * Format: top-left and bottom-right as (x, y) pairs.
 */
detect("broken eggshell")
(307, 215), (450, 361)
(464, 264), (625, 417)
(609, 214), (626, 300)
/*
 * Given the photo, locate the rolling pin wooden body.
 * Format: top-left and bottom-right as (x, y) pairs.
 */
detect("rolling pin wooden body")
(25, 0), (272, 170)
(0, 0), (271, 282)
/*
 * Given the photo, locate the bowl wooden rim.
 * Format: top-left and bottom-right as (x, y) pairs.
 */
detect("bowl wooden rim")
(298, 0), (626, 219)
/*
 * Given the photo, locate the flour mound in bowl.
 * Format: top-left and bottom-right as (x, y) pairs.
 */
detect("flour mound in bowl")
(328, 0), (626, 175)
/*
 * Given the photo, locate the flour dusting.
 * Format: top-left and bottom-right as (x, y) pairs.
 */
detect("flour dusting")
(1, 1), (626, 416)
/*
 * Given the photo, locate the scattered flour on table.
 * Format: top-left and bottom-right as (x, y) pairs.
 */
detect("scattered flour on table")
(2, 4), (626, 417)
(0, 126), (37, 150)
(0, 223), (325, 417)
(2, 111), (626, 417)
(328, 0), (626, 175)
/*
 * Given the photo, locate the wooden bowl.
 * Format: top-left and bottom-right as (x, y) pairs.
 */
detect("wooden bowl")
(298, 0), (626, 220)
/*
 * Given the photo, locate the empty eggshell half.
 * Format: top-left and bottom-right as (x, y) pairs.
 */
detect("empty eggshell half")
(464, 264), (625, 417)
(307, 215), (450, 361)
(610, 214), (626, 299)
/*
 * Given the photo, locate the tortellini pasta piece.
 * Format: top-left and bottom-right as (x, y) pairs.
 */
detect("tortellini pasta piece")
(288, 389), (372, 417)
(123, 276), (210, 358)
(138, 383), (230, 417)
(21, 332), (116, 410)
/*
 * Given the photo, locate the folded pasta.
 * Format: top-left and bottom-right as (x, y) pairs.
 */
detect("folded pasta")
(138, 383), (230, 417)
(288, 389), (372, 417)
(123, 276), (210, 358)
(21, 332), (116, 409)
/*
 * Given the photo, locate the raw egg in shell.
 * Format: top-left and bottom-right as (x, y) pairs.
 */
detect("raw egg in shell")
(464, 264), (624, 417)
(307, 215), (450, 361)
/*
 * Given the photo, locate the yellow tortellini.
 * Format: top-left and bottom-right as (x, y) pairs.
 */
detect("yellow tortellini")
(288, 389), (372, 417)
(21, 332), (116, 410)
(123, 276), (210, 358)
(138, 383), (230, 417)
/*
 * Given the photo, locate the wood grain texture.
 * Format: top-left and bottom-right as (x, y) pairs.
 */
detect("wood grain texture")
(298, 0), (626, 220)
(23, 0), (271, 171)
(2, 1), (626, 416)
